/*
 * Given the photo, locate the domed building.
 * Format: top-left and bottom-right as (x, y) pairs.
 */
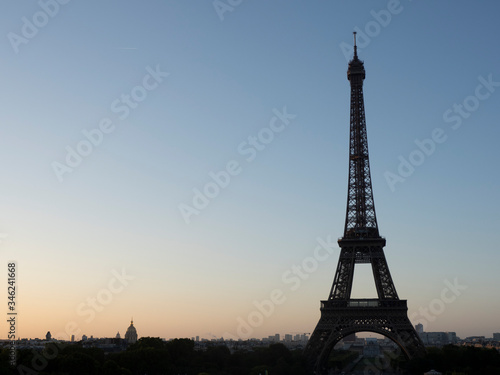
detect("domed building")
(124, 319), (138, 344)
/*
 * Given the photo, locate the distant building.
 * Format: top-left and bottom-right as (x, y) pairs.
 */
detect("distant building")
(284, 334), (292, 342)
(46, 332), (52, 341)
(125, 320), (138, 344)
(80, 337), (128, 353)
(268, 334), (280, 343)
(424, 370), (442, 375)
(349, 344), (364, 356)
(82, 335), (88, 341)
(420, 332), (448, 345)
(116, 332), (121, 339)
(447, 332), (457, 343)
(71, 335), (75, 342)
(344, 333), (357, 342)
(415, 323), (424, 334)
(465, 336), (485, 342)
(493, 333), (500, 341)
(363, 339), (380, 357)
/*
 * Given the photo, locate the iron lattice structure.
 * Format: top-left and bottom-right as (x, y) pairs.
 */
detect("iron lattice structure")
(304, 34), (425, 374)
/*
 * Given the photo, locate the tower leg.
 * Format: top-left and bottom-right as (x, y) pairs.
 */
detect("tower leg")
(304, 300), (426, 374)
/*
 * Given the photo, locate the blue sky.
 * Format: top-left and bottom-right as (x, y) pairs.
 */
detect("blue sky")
(0, 1), (499, 340)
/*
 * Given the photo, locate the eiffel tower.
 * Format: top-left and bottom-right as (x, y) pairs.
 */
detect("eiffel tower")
(304, 33), (425, 373)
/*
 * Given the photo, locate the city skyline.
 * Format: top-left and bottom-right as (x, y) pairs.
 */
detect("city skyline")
(8, 323), (500, 344)
(10, 321), (500, 343)
(0, 1), (499, 342)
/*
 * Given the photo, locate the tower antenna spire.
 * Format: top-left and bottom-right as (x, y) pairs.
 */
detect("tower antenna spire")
(353, 31), (358, 59)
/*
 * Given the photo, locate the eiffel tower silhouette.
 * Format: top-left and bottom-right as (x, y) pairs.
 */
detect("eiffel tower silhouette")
(304, 33), (425, 373)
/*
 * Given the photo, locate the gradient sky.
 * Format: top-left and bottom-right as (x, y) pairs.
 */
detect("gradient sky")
(0, 1), (499, 341)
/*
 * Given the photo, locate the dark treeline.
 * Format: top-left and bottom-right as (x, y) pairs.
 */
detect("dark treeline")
(1, 338), (308, 375)
(1, 339), (500, 374)
(401, 345), (500, 375)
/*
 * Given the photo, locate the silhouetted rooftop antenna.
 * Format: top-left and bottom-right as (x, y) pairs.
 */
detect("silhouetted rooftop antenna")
(353, 31), (358, 59)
